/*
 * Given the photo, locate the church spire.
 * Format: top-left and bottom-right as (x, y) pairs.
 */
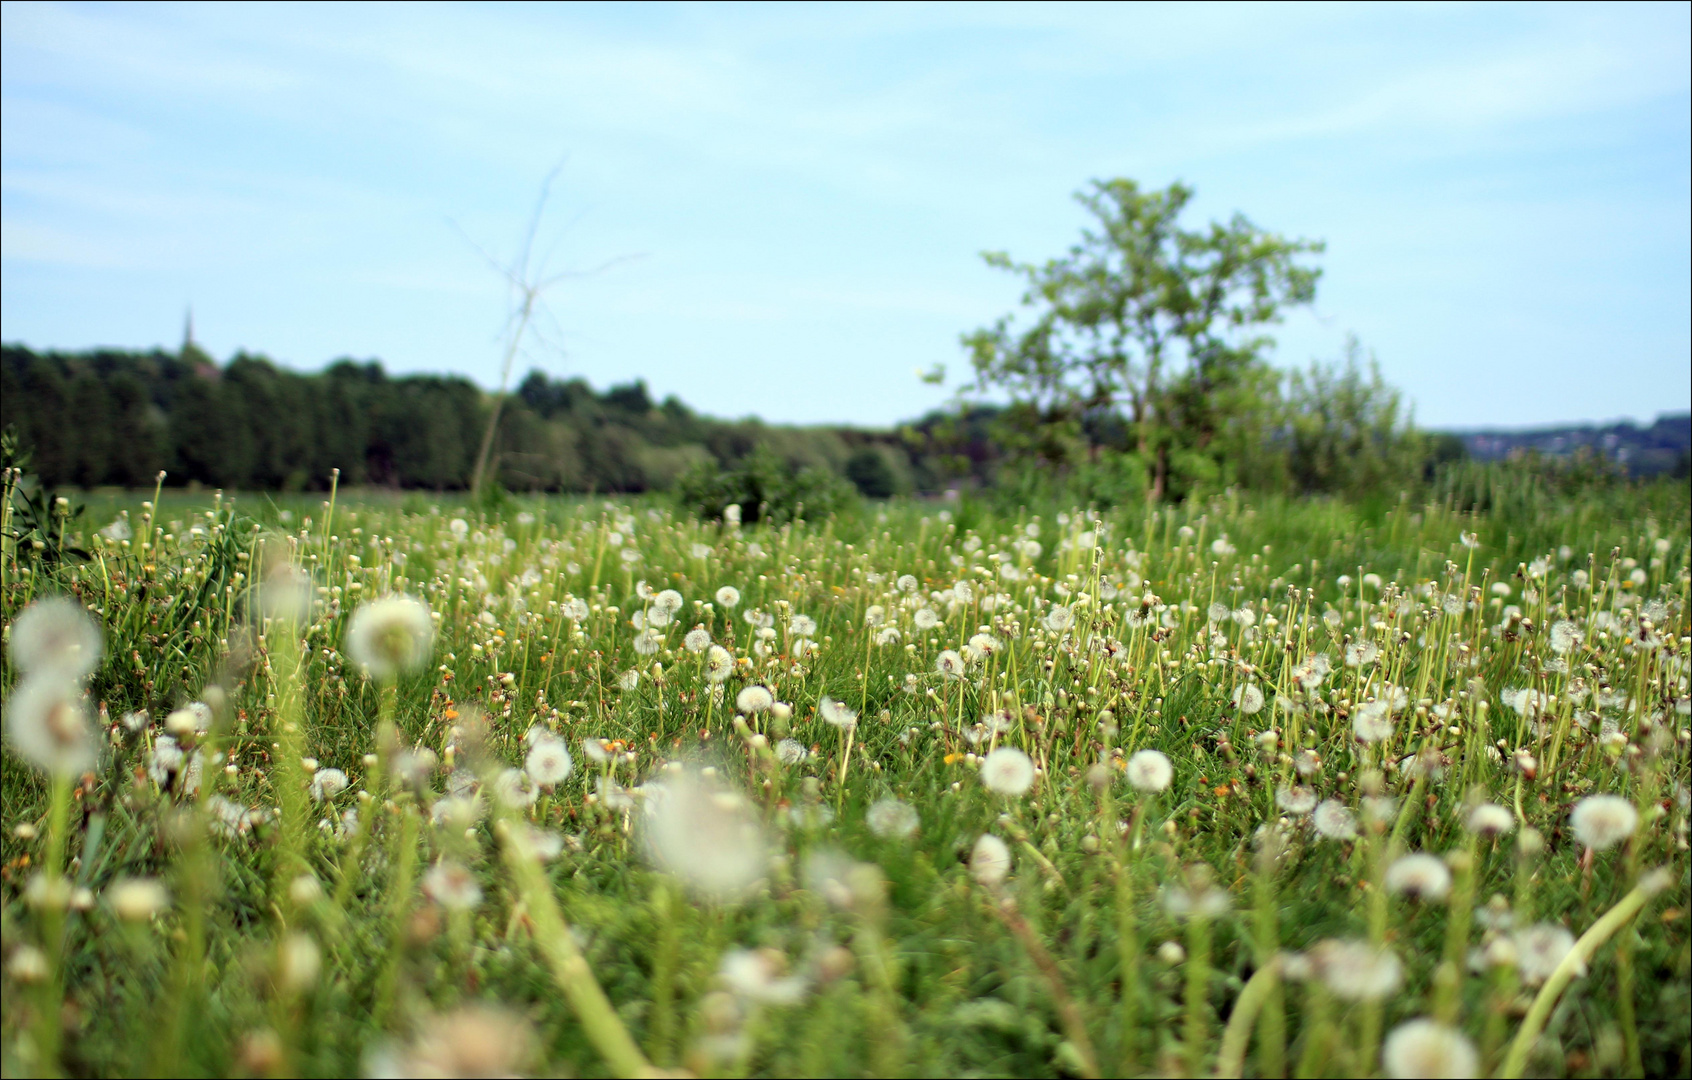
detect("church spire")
(182, 305), (195, 351)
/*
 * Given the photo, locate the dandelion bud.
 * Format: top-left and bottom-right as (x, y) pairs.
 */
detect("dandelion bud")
(289, 874), (323, 907)
(1516, 827), (1544, 857)
(277, 933), (321, 994)
(1156, 941), (1186, 965)
(24, 872), (72, 911)
(7, 945), (49, 985)
(238, 1030), (284, 1075)
(107, 877), (169, 922)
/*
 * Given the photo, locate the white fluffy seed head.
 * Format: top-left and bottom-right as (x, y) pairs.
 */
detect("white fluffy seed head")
(4, 675), (97, 777)
(1569, 794), (1637, 851)
(866, 798), (919, 840)
(1233, 683), (1265, 714)
(422, 860), (483, 910)
(715, 586), (740, 608)
(970, 834), (1011, 887)
(736, 685), (774, 714)
(642, 771), (770, 902)
(1384, 853), (1452, 903)
(525, 738), (573, 786)
(819, 696), (858, 730)
(1513, 922), (1580, 985)
(106, 877), (169, 922)
(1381, 1018), (1479, 1079)
(704, 645), (734, 684)
(1125, 749), (1172, 793)
(345, 595), (434, 681)
(1312, 800), (1358, 841)
(1352, 700), (1393, 743)
(1312, 938), (1402, 1001)
(9, 596), (102, 679)
(1465, 802), (1515, 837)
(979, 747), (1035, 797)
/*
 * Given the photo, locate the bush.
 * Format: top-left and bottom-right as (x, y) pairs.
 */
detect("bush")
(675, 446), (856, 524)
(844, 447), (898, 498)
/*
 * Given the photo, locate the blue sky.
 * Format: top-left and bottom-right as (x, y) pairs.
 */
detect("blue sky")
(2, 2), (1687, 429)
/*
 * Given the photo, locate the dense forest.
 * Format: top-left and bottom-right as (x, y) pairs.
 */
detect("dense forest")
(0, 341), (943, 497)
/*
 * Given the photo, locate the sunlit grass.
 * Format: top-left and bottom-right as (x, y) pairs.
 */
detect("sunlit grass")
(2, 480), (1687, 1077)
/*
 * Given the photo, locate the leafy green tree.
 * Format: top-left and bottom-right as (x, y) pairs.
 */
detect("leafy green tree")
(1283, 336), (1425, 498)
(964, 178), (1323, 500)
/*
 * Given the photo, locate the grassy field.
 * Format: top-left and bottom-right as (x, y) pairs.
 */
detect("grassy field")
(1, 479), (1688, 1077)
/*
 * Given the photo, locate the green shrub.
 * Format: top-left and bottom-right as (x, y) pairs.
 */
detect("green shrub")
(675, 446), (856, 524)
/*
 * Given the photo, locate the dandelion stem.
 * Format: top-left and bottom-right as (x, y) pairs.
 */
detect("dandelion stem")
(32, 772), (72, 1078)
(1499, 875), (1666, 1079)
(1216, 956), (1281, 1080)
(990, 896), (1100, 1079)
(371, 804), (418, 1029)
(497, 823), (652, 1079)
(646, 878), (681, 1065)
(1185, 911), (1214, 1078)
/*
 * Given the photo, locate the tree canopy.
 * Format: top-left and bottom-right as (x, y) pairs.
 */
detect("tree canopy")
(964, 178), (1324, 499)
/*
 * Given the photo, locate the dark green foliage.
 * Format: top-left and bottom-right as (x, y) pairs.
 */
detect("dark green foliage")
(675, 445), (856, 524)
(2, 345), (921, 499)
(844, 446), (899, 498)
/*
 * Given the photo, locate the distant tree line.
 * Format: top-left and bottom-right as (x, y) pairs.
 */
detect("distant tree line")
(0, 342), (939, 497)
(2, 331), (1482, 510)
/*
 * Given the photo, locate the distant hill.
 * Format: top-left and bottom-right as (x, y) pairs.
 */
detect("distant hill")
(1450, 412), (1690, 477)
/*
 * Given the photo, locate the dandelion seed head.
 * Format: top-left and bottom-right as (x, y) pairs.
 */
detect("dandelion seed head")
(1125, 749), (1172, 793)
(106, 877), (169, 922)
(345, 595), (434, 681)
(382, 1005), (536, 1080)
(1569, 794), (1637, 850)
(720, 947), (809, 1006)
(1513, 922), (1580, 985)
(1382, 1018), (1479, 1079)
(1465, 802), (1515, 837)
(1312, 938), (1402, 1000)
(1233, 683), (1265, 714)
(1352, 700), (1394, 743)
(1312, 800), (1358, 841)
(310, 767), (349, 802)
(970, 833), (1012, 887)
(1276, 785), (1317, 815)
(643, 770), (770, 901)
(819, 696), (857, 730)
(9, 596), (102, 679)
(866, 797), (919, 840)
(935, 649), (966, 679)
(1385, 852), (1452, 902)
(736, 685), (774, 714)
(1549, 620), (1580, 655)
(5, 675), (97, 777)
(525, 738), (573, 786)
(422, 860), (483, 910)
(980, 746), (1036, 796)
(684, 628), (711, 653)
